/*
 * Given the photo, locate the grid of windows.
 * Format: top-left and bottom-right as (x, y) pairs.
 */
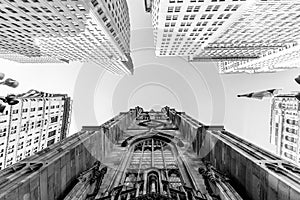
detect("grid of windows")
(149, 0), (300, 73)
(149, 0), (247, 56)
(0, 91), (71, 169)
(270, 96), (300, 166)
(192, 1), (300, 73)
(218, 43), (300, 74)
(0, 0), (133, 75)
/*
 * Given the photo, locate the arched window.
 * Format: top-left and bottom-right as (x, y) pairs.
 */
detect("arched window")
(116, 136), (186, 198)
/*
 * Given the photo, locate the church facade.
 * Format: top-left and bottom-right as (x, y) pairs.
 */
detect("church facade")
(0, 107), (299, 200)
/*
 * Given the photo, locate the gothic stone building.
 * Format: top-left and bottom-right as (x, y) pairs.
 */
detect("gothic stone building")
(0, 107), (299, 200)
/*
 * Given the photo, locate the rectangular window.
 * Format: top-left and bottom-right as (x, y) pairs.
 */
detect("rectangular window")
(91, 0), (99, 7)
(50, 116), (59, 123)
(167, 7), (174, 13)
(48, 130), (56, 138)
(175, 6), (181, 12)
(187, 6), (193, 12)
(47, 138), (55, 146)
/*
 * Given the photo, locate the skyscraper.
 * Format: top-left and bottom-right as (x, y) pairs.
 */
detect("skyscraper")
(270, 94), (300, 165)
(146, 0), (300, 73)
(0, 90), (72, 170)
(0, 106), (299, 200)
(146, 0), (249, 57)
(0, 0), (133, 75)
(218, 43), (300, 74)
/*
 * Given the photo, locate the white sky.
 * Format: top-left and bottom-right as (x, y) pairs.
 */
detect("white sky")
(1, 0), (300, 154)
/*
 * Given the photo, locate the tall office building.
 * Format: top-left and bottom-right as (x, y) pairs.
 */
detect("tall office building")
(218, 43), (300, 74)
(145, 0), (250, 57)
(0, 90), (72, 170)
(270, 94), (300, 166)
(0, 0), (133, 75)
(146, 0), (300, 73)
(0, 106), (300, 200)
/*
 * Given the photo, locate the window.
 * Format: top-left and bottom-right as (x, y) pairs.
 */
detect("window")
(284, 152), (296, 161)
(31, 7), (42, 13)
(175, 6), (181, 12)
(47, 138), (55, 146)
(0, 132), (6, 137)
(92, 0), (99, 7)
(77, 4), (85, 11)
(48, 130), (56, 138)
(194, 6), (200, 12)
(102, 16), (108, 22)
(6, 7), (17, 13)
(97, 8), (103, 15)
(187, 6), (193, 12)
(50, 116), (58, 123)
(285, 136), (297, 143)
(167, 7), (174, 13)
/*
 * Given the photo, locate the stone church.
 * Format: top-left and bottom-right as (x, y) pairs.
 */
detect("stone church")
(0, 107), (299, 200)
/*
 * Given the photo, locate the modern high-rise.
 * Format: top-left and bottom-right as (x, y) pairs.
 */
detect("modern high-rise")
(218, 43), (300, 74)
(146, 0), (300, 73)
(0, 0), (133, 75)
(0, 106), (300, 200)
(146, 0), (250, 57)
(0, 90), (72, 170)
(270, 94), (300, 166)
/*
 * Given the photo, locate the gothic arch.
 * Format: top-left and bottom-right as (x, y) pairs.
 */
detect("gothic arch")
(106, 134), (198, 199)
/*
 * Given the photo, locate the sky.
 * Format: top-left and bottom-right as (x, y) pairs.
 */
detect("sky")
(1, 0), (300, 154)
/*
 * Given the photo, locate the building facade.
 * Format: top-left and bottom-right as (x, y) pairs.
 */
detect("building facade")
(0, 0), (133, 75)
(146, 0), (249, 57)
(0, 90), (72, 170)
(0, 106), (300, 200)
(218, 43), (300, 74)
(270, 94), (300, 165)
(146, 0), (300, 73)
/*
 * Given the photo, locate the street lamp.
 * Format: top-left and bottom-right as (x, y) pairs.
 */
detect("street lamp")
(0, 94), (20, 113)
(2, 94), (19, 105)
(0, 73), (20, 113)
(295, 75), (300, 85)
(295, 93), (300, 101)
(237, 89), (280, 100)
(0, 78), (19, 88)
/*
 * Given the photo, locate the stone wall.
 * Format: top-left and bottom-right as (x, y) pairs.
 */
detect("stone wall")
(0, 108), (138, 200)
(0, 130), (102, 200)
(166, 107), (300, 200)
